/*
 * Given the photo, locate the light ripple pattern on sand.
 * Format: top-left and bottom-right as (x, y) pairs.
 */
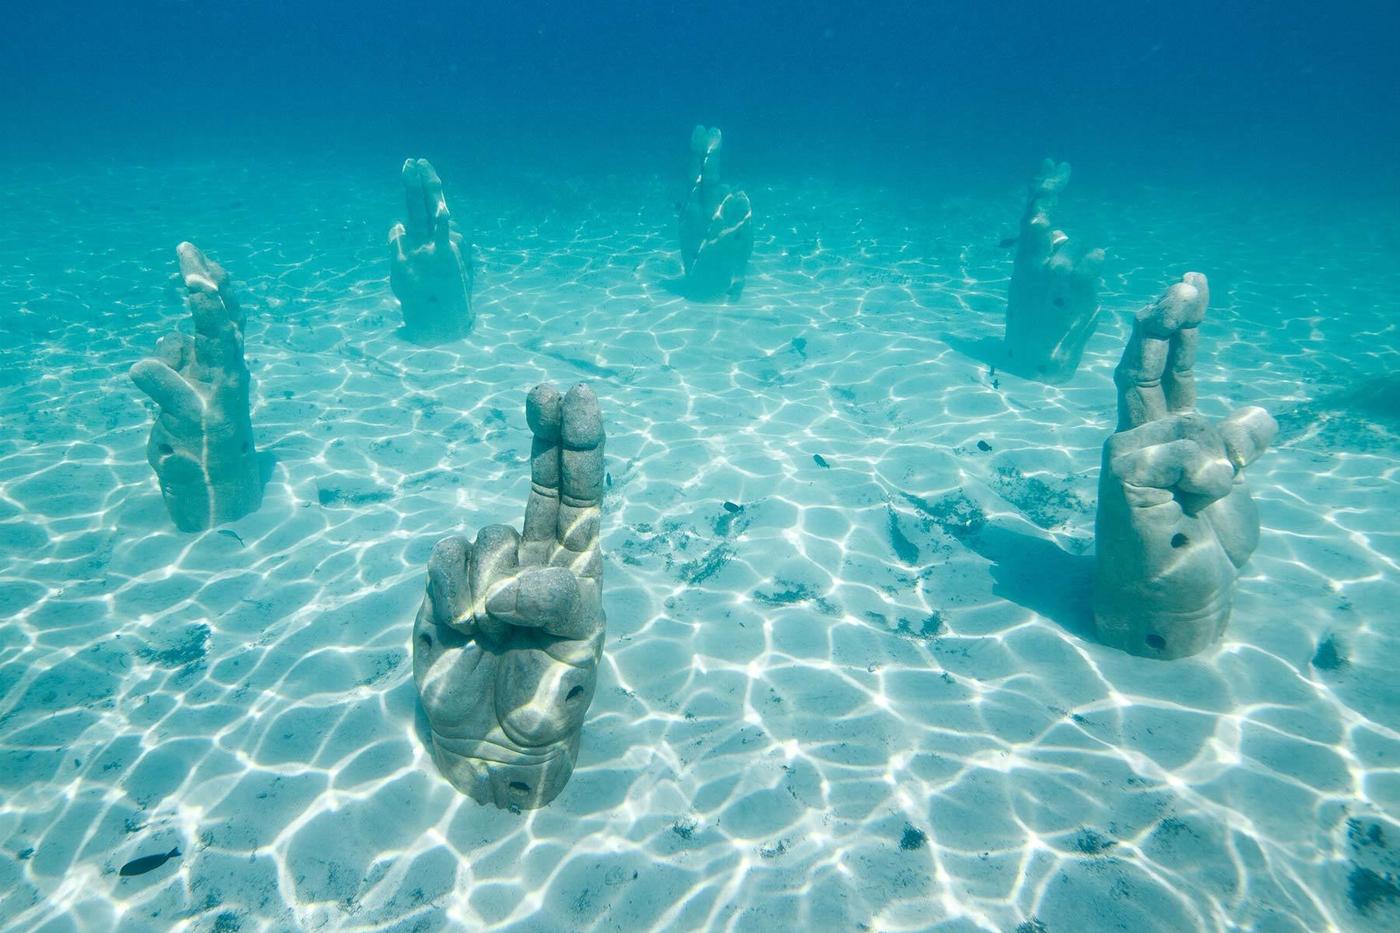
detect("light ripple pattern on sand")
(0, 160), (1398, 931)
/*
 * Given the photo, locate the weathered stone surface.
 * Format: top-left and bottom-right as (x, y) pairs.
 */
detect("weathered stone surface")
(389, 158), (474, 342)
(413, 384), (607, 809)
(130, 243), (262, 532)
(1003, 159), (1105, 383)
(1094, 273), (1276, 659)
(678, 126), (753, 302)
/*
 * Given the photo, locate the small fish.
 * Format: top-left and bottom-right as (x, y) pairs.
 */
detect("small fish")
(998, 236), (1018, 248)
(976, 440), (993, 452)
(120, 846), (181, 877)
(813, 454), (830, 469)
(217, 529), (244, 546)
(722, 501), (742, 513)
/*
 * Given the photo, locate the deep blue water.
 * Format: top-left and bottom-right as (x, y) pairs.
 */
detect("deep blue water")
(3, 3), (1400, 931)
(6, 1), (1399, 185)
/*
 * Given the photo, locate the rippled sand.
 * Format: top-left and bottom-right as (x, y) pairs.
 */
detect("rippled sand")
(1, 158), (1397, 931)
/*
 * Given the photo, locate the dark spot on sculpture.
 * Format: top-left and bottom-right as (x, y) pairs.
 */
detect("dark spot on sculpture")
(899, 825), (927, 851)
(999, 236), (1018, 249)
(813, 454), (830, 469)
(1146, 634), (1166, 651)
(723, 501), (742, 514)
(1015, 920), (1048, 933)
(976, 440), (993, 452)
(605, 472), (613, 487)
(158, 444), (174, 456)
(1171, 533), (1187, 548)
(119, 845), (181, 877)
(509, 781), (530, 796)
(418, 633), (432, 651)
(566, 685), (584, 701)
(18, 847), (33, 860)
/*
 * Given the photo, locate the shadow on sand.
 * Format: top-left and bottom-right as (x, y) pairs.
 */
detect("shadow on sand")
(962, 521), (1096, 641)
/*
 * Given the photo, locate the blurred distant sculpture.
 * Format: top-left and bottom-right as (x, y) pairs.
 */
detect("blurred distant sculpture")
(130, 243), (263, 532)
(1094, 273), (1276, 659)
(677, 126), (753, 301)
(413, 383), (607, 809)
(389, 158), (474, 343)
(1003, 159), (1105, 383)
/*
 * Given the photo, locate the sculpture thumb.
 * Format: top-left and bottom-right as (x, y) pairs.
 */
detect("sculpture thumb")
(130, 359), (205, 423)
(1220, 407), (1278, 470)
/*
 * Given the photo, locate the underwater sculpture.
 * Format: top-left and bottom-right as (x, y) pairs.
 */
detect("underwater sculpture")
(1094, 273), (1276, 659)
(677, 125), (754, 301)
(413, 383), (607, 809)
(1003, 159), (1105, 383)
(388, 158), (474, 342)
(130, 243), (263, 532)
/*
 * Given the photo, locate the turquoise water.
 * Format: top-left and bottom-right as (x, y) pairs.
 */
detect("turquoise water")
(3, 4), (1400, 931)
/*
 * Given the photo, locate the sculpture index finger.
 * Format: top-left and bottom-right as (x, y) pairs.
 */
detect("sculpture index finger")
(1114, 274), (1206, 431)
(402, 158), (446, 244)
(519, 383), (564, 567)
(1163, 272), (1208, 415)
(554, 384), (605, 579)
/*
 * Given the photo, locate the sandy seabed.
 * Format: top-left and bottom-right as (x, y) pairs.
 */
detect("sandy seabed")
(0, 157), (1397, 932)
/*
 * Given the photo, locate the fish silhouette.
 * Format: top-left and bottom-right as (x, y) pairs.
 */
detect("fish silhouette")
(119, 846), (181, 877)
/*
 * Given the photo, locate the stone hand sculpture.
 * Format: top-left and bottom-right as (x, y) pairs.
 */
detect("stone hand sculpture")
(389, 158), (474, 343)
(1003, 159), (1105, 383)
(413, 383), (607, 809)
(677, 126), (753, 302)
(130, 243), (263, 532)
(1094, 273), (1276, 659)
